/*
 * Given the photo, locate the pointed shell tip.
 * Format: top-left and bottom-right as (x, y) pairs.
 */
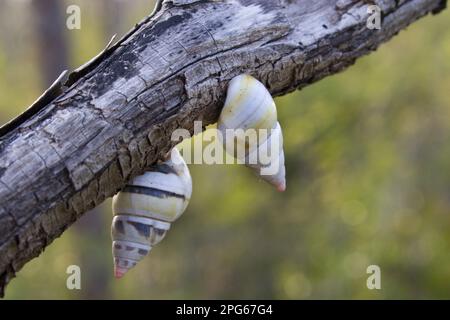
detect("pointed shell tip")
(276, 182), (286, 192)
(114, 267), (127, 279)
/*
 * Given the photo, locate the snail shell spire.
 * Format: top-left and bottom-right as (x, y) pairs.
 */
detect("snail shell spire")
(218, 74), (286, 192)
(111, 148), (192, 278)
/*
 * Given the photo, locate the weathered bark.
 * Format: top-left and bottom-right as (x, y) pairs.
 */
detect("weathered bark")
(0, 0), (446, 295)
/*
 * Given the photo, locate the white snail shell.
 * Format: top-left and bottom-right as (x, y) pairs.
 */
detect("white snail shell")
(111, 148), (192, 278)
(218, 74), (286, 192)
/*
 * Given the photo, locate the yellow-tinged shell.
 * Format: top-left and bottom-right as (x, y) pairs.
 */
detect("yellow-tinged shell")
(218, 74), (286, 191)
(218, 74), (278, 132)
(111, 148), (192, 278)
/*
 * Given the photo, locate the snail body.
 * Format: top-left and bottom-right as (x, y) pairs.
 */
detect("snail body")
(111, 148), (192, 278)
(218, 74), (286, 191)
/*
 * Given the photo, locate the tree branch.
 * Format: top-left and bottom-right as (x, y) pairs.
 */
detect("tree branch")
(0, 0), (446, 296)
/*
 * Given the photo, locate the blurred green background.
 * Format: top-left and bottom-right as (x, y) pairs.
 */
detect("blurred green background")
(1, 0), (450, 299)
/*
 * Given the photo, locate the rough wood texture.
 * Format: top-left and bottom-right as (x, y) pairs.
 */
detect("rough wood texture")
(0, 0), (446, 295)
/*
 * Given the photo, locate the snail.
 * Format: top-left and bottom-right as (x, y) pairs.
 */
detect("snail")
(217, 74), (286, 192)
(111, 148), (192, 278)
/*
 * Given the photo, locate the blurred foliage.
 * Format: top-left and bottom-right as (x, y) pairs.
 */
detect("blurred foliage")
(1, 0), (450, 299)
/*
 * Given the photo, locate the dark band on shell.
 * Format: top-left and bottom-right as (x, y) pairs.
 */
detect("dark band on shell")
(122, 185), (186, 200)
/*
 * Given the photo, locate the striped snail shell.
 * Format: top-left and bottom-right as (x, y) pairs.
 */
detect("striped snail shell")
(111, 148), (192, 278)
(218, 74), (286, 192)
